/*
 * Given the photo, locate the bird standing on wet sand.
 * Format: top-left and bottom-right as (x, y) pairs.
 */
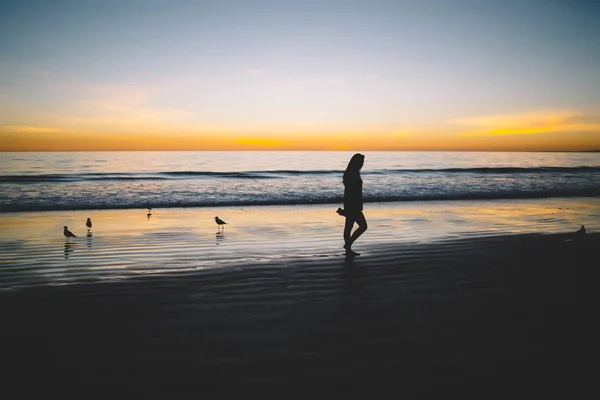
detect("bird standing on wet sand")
(576, 225), (586, 235)
(215, 216), (227, 230)
(63, 226), (77, 242)
(86, 218), (92, 232)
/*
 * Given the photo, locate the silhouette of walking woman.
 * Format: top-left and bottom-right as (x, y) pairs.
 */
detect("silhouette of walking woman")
(341, 153), (367, 256)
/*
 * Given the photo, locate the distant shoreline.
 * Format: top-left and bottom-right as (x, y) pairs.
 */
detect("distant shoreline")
(2, 194), (600, 214)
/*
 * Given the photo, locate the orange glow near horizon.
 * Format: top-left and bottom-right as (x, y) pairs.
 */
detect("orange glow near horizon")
(1, 110), (599, 151)
(1, 130), (599, 151)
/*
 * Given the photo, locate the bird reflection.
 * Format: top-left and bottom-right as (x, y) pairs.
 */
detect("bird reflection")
(64, 243), (74, 259)
(86, 234), (93, 248)
(216, 230), (225, 245)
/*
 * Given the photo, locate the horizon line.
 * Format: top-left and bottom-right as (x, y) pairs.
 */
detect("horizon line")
(1, 149), (599, 153)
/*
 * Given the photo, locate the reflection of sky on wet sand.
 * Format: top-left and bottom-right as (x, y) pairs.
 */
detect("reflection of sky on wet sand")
(0, 198), (598, 288)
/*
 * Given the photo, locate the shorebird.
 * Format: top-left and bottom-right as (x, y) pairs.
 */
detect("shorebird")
(215, 216), (227, 229)
(147, 208), (152, 218)
(86, 218), (92, 231)
(63, 226), (77, 242)
(576, 225), (586, 235)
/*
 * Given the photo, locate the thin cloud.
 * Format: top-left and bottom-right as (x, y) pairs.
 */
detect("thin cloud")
(71, 83), (196, 125)
(77, 84), (157, 107)
(2, 125), (65, 133)
(452, 110), (600, 137)
(72, 100), (196, 124)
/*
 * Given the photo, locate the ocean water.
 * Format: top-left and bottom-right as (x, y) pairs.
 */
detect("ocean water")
(1, 151), (599, 212)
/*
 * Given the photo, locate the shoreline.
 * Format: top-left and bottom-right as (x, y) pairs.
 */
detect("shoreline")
(1, 197), (598, 289)
(2, 194), (600, 214)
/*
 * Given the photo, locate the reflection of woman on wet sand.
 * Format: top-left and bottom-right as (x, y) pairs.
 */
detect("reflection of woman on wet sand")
(341, 153), (368, 256)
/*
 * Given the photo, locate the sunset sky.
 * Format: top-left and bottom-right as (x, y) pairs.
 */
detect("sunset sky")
(1, 0), (599, 151)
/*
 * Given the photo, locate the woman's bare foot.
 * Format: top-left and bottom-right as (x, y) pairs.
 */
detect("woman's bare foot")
(344, 245), (360, 256)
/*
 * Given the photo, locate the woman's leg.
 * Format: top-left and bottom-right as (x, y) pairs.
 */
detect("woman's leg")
(344, 211), (367, 254)
(347, 211), (367, 248)
(344, 215), (355, 248)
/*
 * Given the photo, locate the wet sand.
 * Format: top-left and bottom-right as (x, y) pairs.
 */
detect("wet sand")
(2, 229), (597, 395)
(1, 198), (598, 289)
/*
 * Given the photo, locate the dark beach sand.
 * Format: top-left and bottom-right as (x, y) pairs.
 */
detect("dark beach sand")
(2, 232), (597, 395)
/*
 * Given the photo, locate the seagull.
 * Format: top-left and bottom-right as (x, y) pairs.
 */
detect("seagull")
(86, 218), (92, 231)
(215, 216), (227, 229)
(63, 226), (77, 242)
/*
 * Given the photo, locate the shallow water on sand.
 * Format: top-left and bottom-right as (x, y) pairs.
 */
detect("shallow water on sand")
(0, 197), (598, 289)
